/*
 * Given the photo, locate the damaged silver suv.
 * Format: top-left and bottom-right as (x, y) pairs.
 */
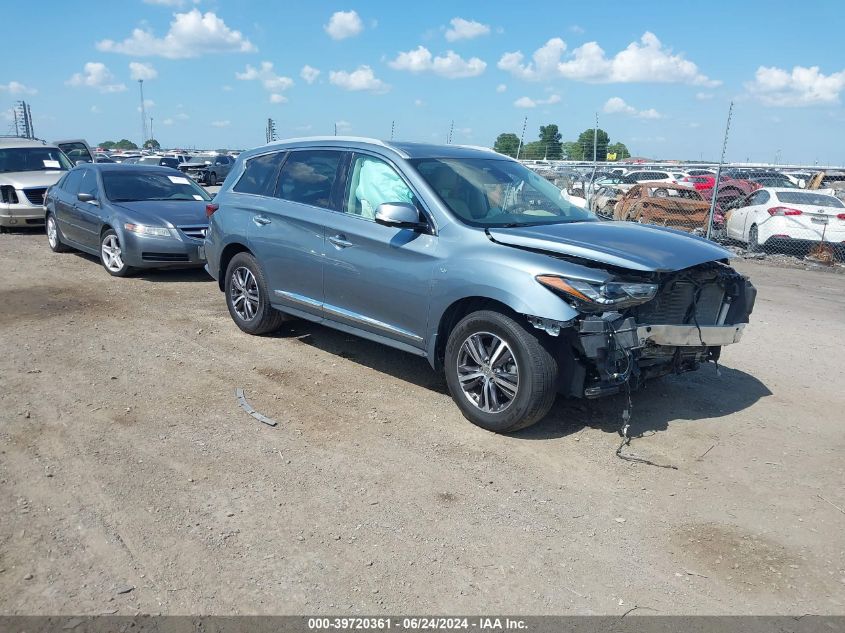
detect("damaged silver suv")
(204, 138), (756, 433)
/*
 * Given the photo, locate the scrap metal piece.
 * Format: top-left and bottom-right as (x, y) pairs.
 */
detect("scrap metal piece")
(235, 388), (278, 427)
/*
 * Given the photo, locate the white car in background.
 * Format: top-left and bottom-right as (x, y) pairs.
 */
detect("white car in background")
(725, 188), (845, 251)
(624, 170), (690, 186)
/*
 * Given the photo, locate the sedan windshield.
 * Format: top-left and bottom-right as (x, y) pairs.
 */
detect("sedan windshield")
(102, 171), (212, 202)
(411, 158), (596, 227)
(0, 147), (73, 173)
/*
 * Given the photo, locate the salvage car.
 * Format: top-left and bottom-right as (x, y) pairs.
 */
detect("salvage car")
(204, 138), (756, 433)
(613, 182), (714, 231)
(724, 188), (845, 252)
(0, 137), (73, 231)
(179, 154), (234, 186)
(44, 164), (212, 276)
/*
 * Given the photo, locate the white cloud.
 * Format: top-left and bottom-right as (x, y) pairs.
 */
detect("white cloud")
(175, 112), (189, 120)
(499, 32), (719, 86)
(66, 62), (126, 93)
(222, 85), (233, 91)
(695, 91), (714, 100)
(300, 65), (320, 84)
(211, 120), (230, 128)
(162, 117), (174, 125)
(97, 9), (256, 58)
(513, 94), (561, 108)
(269, 93), (287, 103)
(295, 124), (313, 132)
(389, 46), (486, 78)
(137, 98), (156, 112)
(414, 98), (425, 106)
(324, 10), (363, 40)
(236, 62), (294, 94)
(129, 62), (157, 81)
(90, 105), (101, 114)
(335, 120), (352, 132)
(496, 83), (507, 93)
(329, 65), (389, 93)
(603, 96), (662, 119)
(444, 17), (490, 42)
(745, 65), (845, 106)
(569, 25), (585, 35)
(0, 81), (37, 95)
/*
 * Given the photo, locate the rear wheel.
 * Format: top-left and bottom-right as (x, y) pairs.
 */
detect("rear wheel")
(46, 213), (70, 252)
(224, 252), (285, 335)
(207, 172), (217, 186)
(444, 310), (558, 433)
(748, 224), (761, 252)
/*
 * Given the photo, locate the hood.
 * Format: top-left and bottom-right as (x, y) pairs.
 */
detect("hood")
(487, 221), (733, 272)
(112, 200), (209, 226)
(0, 170), (65, 189)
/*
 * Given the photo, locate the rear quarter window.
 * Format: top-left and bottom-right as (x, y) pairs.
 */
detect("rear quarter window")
(233, 152), (287, 196)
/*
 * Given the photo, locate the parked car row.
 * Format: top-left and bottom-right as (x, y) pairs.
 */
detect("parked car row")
(9, 136), (758, 433)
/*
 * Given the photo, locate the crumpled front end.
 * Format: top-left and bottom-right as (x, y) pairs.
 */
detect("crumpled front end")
(559, 262), (756, 398)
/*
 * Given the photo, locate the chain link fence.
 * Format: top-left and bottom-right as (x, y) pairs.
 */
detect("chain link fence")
(526, 161), (845, 271)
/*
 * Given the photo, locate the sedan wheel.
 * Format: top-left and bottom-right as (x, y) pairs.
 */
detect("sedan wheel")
(46, 214), (69, 252)
(100, 230), (133, 277)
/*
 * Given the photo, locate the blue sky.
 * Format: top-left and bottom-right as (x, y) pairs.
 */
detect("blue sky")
(2, 0), (844, 164)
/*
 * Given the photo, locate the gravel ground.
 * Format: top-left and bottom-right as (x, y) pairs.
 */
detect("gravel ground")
(1, 230), (843, 615)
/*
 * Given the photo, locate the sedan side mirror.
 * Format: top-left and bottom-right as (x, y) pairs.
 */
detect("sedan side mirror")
(77, 192), (97, 204)
(374, 202), (427, 231)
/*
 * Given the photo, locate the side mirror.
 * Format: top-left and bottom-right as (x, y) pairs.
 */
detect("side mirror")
(77, 192), (97, 204)
(374, 202), (427, 231)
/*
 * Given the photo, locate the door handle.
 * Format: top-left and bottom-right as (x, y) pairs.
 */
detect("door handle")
(329, 234), (353, 248)
(253, 215), (271, 226)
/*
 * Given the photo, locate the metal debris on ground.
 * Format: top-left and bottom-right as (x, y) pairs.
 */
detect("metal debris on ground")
(235, 388), (278, 427)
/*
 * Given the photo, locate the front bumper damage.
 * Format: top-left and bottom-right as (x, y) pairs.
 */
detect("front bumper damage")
(543, 263), (757, 399)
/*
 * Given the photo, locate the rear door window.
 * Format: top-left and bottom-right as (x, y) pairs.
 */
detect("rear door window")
(233, 151), (286, 196)
(276, 150), (343, 210)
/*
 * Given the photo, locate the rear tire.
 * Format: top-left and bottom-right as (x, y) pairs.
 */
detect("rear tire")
(224, 252), (285, 335)
(748, 224), (761, 252)
(207, 172), (217, 186)
(444, 310), (558, 433)
(46, 213), (70, 252)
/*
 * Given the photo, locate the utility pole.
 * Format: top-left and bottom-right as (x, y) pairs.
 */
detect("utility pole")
(150, 117), (154, 146)
(390, 120), (395, 141)
(515, 115), (527, 160)
(334, 122), (337, 136)
(706, 101), (733, 240)
(587, 112), (599, 209)
(138, 79), (147, 147)
(266, 118), (277, 144)
(447, 120), (454, 144)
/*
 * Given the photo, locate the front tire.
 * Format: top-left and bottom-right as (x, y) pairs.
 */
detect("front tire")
(444, 310), (558, 433)
(100, 229), (134, 277)
(207, 172), (217, 186)
(224, 252), (284, 335)
(46, 213), (70, 252)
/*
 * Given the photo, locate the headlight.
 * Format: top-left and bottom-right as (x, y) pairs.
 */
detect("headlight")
(124, 223), (173, 238)
(536, 274), (658, 310)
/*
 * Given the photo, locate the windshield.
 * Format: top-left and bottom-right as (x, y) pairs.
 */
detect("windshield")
(0, 147), (73, 173)
(775, 191), (844, 208)
(410, 158), (596, 227)
(102, 171), (212, 202)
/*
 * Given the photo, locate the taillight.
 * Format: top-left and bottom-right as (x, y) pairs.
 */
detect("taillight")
(206, 203), (219, 218)
(0, 185), (18, 204)
(767, 206), (803, 216)
(837, 213), (845, 220)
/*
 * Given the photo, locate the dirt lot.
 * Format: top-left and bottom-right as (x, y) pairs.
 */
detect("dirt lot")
(1, 230), (843, 615)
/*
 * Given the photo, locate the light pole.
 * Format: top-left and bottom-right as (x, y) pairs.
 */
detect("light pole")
(138, 79), (147, 147)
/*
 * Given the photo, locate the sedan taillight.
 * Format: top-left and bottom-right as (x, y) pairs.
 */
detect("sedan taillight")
(767, 206), (803, 216)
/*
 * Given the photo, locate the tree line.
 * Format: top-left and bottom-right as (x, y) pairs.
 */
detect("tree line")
(493, 124), (630, 161)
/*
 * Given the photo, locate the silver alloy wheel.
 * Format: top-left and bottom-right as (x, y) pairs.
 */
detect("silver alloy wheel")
(230, 266), (260, 321)
(101, 234), (124, 272)
(456, 331), (520, 413)
(46, 216), (58, 248)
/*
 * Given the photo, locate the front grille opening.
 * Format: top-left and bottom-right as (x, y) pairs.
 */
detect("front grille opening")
(141, 252), (190, 262)
(23, 188), (47, 205)
(178, 225), (208, 240)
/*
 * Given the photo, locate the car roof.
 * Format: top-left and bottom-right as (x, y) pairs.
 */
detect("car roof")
(75, 163), (183, 174)
(637, 182), (696, 190)
(0, 137), (58, 149)
(759, 187), (836, 195)
(248, 136), (507, 162)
